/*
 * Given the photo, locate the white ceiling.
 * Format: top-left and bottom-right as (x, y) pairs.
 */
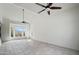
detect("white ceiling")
(14, 3), (79, 14)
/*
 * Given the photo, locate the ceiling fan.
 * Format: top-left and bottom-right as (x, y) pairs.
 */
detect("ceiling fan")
(35, 3), (62, 15)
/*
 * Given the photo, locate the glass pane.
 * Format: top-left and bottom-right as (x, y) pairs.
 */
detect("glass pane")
(15, 26), (26, 37)
(15, 32), (22, 37)
(15, 26), (26, 32)
(23, 32), (25, 36)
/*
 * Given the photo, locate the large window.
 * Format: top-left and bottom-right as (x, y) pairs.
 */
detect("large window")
(15, 26), (26, 37)
(11, 24), (28, 38)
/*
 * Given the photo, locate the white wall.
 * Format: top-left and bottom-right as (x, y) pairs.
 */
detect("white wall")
(29, 5), (79, 50)
(0, 4), (79, 50)
(32, 6), (79, 50)
(1, 18), (10, 42)
(0, 17), (2, 45)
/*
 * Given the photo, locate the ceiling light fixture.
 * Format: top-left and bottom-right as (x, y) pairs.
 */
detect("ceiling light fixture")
(22, 9), (27, 23)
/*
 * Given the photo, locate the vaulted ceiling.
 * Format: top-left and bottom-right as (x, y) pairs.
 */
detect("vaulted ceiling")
(14, 3), (78, 15)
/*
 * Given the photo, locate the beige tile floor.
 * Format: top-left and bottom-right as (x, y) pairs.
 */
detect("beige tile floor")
(0, 39), (79, 55)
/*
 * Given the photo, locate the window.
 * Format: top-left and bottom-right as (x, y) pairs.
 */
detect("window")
(11, 24), (28, 38)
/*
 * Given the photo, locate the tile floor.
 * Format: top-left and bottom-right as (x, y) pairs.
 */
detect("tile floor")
(0, 39), (79, 55)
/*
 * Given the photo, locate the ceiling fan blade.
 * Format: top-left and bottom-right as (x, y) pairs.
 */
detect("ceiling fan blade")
(46, 3), (53, 8)
(38, 9), (46, 13)
(50, 7), (62, 9)
(35, 3), (46, 8)
(47, 11), (50, 15)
